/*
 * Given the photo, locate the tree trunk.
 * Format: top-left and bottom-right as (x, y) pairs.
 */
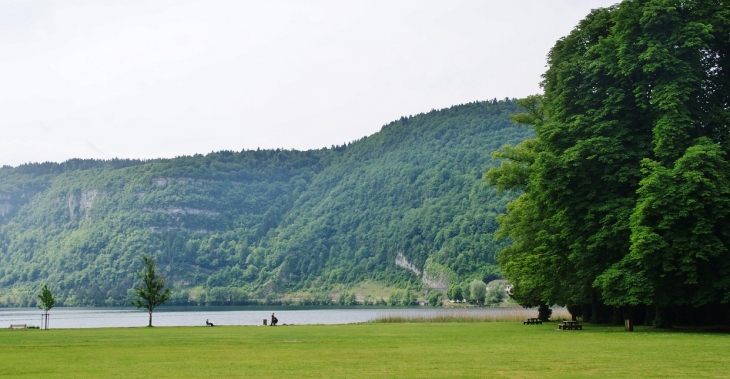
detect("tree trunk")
(581, 304), (592, 323)
(622, 307), (633, 331)
(644, 305), (656, 326)
(612, 307), (624, 325)
(537, 303), (552, 321)
(590, 292), (600, 324)
(654, 306), (672, 328)
(632, 304), (646, 325)
(149, 312), (152, 327)
(566, 305), (581, 321)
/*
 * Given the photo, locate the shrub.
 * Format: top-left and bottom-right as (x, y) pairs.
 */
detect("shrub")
(387, 289), (417, 306)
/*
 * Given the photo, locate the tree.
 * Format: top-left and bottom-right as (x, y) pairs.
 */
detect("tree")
(489, 0), (730, 327)
(461, 282), (472, 304)
(469, 279), (487, 306)
(132, 256), (170, 327)
(427, 290), (443, 307)
(387, 289), (416, 306)
(37, 284), (55, 330)
(387, 289), (404, 306)
(487, 97), (573, 311)
(447, 283), (463, 302)
(485, 281), (506, 305)
(338, 291), (357, 306)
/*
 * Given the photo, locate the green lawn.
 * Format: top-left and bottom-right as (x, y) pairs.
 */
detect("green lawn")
(1, 323), (728, 378)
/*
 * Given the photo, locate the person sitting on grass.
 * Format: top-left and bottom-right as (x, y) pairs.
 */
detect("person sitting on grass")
(206, 319), (214, 327)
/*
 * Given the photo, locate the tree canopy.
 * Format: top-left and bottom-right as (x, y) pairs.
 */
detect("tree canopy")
(489, 0), (730, 326)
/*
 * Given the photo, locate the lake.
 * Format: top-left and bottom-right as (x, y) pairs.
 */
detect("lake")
(0, 306), (555, 328)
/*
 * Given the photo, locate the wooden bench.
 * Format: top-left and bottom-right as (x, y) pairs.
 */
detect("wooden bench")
(523, 318), (542, 325)
(10, 324), (27, 331)
(558, 320), (582, 330)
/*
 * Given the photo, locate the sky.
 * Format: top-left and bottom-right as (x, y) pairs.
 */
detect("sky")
(0, 0), (618, 167)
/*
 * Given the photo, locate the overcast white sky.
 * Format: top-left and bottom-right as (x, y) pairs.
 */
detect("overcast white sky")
(0, 0), (618, 167)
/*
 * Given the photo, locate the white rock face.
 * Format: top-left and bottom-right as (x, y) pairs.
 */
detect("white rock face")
(80, 190), (98, 210)
(422, 270), (449, 291)
(67, 190), (101, 219)
(142, 207), (219, 216)
(152, 177), (168, 186)
(151, 177), (243, 186)
(148, 226), (210, 234)
(67, 194), (78, 218)
(396, 252), (451, 290)
(0, 203), (12, 217)
(395, 252), (421, 276)
(0, 193), (12, 217)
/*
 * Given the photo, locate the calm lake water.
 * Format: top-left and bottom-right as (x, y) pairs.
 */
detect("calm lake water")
(0, 306), (548, 329)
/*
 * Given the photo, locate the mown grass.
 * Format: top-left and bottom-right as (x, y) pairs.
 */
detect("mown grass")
(1, 323), (728, 378)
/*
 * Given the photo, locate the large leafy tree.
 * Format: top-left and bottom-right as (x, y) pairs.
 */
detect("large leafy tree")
(132, 256), (171, 327)
(490, 0), (730, 326)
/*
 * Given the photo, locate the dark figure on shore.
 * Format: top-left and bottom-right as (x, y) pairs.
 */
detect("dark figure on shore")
(271, 313), (278, 326)
(206, 319), (214, 326)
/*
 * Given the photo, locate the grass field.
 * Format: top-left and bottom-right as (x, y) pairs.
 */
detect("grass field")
(2, 322), (729, 378)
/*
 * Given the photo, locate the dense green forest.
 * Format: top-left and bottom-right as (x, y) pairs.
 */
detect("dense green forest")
(0, 99), (530, 306)
(488, 0), (730, 326)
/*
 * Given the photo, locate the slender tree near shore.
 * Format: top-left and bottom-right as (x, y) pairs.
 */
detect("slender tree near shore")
(132, 256), (170, 327)
(37, 284), (55, 330)
(470, 280), (487, 306)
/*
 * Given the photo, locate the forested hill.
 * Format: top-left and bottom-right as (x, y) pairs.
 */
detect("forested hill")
(0, 99), (531, 306)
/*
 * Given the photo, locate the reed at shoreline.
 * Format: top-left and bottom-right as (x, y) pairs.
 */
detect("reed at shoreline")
(371, 307), (571, 323)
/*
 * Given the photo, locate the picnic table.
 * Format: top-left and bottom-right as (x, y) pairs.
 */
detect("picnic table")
(558, 320), (582, 330)
(523, 318), (542, 325)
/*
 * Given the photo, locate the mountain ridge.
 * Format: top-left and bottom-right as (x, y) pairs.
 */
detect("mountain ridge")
(0, 99), (531, 306)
